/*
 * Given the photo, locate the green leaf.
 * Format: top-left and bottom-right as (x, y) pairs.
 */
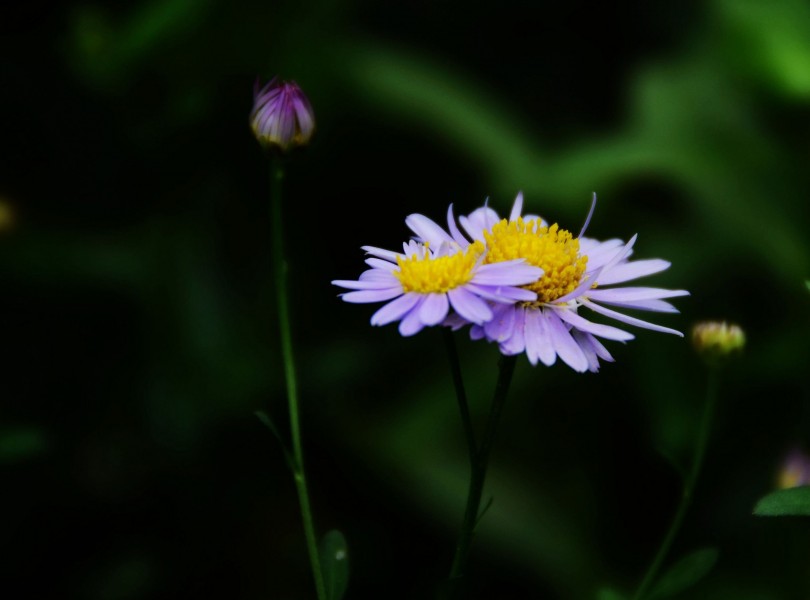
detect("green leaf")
(805, 279), (810, 292)
(320, 529), (349, 600)
(596, 587), (628, 600)
(648, 547), (718, 599)
(753, 486), (810, 516)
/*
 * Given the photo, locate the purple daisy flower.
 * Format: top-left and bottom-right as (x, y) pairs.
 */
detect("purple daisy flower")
(413, 192), (688, 372)
(332, 235), (542, 337)
(250, 78), (315, 151)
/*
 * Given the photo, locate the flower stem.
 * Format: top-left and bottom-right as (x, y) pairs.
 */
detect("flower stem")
(448, 353), (518, 586)
(443, 329), (477, 462)
(632, 370), (720, 600)
(270, 158), (327, 600)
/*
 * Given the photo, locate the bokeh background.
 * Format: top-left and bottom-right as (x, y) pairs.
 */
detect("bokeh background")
(2, 0), (810, 598)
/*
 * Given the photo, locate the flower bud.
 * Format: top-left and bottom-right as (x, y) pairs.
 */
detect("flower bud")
(777, 448), (810, 489)
(691, 321), (745, 365)
(250, 78), (315, 152)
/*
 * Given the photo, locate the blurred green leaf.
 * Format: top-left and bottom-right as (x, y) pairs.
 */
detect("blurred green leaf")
(319, 529), (349, 600)
(647, 547), (718, 600)
(596, 587), (628, 600)
(0, 427), (48, 463)
(805, 280), (810, 292)
(753, 486), (810, 516)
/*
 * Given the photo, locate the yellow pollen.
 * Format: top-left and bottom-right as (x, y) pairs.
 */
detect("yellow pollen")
(483, 218), (587, 305)
(395, 242), (485, 293)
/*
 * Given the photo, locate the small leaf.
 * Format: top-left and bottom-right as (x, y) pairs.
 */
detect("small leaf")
(805, 280), (810, 292)
(753, 486), (810, 516)
(596, 587), (628, 600)
(648, 547), (718, 599)
(320, 529), (349, 600)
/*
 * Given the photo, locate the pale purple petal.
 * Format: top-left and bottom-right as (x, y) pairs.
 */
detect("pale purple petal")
(464, 283), (537, 303)
(571, 329), (601, 372)
(398, 300), (426, 336)
(546, 311), (590, 372)
(370, 293), (421, 326)
(524, 309), (556, 366)
(332, 278), (401, 290)
(583, 239), (626, 269)
(443, 314), (468, 331)
(446, 204), (470, 247)
(500, 306), (526, 355)
(587, 287), (689, 303)
(597, 259), (671, 286)
(577, 192), (597, 239)
(460, 206), (500, 241)
(359, 269), (398, 281)
(484, 304), (516, 342)
(552, 307), (635, 341)
(340, 288), (403, 303)
(599, 234), (638, 275)
(365, 257), (399, 270)
(585, 333), (614, 362)
(581, 299), (684, 336)
(509, 192), (524, 222)
(362, 245), (400, 262)
(448, 287), (493, 324)
(418, 293), (450, 326)
(472, 261), (543, 286)
(405, 213), (455, 248)
(600, 299), (680, 313)
(470, 324), (486, 340)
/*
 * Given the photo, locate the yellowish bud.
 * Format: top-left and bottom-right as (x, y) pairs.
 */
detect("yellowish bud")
(691, 321), (745, 365)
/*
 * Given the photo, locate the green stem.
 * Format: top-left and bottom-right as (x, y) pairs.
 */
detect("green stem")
(449, 354), (518, 584)
(632, 370), (720, 600)
(270, 159), (327, 600)
(443, 329), (477, 462)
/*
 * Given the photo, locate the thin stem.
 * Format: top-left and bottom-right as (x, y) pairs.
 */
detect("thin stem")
(449, 354), (518, 583)
(632, 370), (720, 600)
(443, 329), (477, 461)
(270, 158), (327, 600)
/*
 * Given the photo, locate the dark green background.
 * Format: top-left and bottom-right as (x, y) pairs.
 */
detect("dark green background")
(2, 0), (809, 598)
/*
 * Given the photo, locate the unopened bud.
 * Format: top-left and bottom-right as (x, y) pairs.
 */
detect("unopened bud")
(250, 78), (315, 152)
(777, 448), (810, 489)
(691, 321), (745, 365)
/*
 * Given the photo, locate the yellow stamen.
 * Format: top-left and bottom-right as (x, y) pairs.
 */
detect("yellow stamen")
(395, 242), (484, 293)
(483, 218), (587, 305)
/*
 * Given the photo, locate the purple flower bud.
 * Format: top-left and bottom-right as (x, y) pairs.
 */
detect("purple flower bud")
(250, 78), (315, 152)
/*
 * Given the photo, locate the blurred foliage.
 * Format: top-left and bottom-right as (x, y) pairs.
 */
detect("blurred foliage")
(2, 0), (810, 598)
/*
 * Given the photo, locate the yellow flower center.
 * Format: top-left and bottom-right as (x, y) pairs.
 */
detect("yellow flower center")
(483, 218), (587, 304)
(395, 242), (485, 293)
